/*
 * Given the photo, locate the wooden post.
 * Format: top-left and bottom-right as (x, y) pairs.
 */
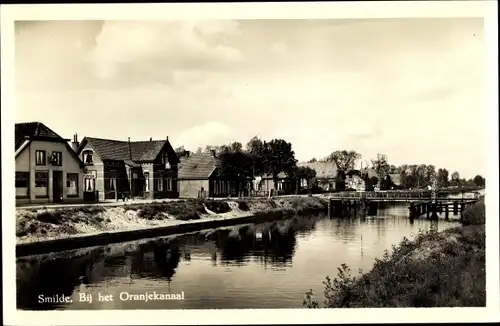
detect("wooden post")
(445, 205), (449, 220)
(460, 203), (465, 218)
(426, 203), (430, 219)
(431, 203), (439, 221)
(328, 198), (332, 217)
(453, 201), (458, 216)
(409, 203), (415, 222)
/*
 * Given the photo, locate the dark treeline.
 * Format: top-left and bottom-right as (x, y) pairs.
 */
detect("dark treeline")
(176, 137), (485, 192)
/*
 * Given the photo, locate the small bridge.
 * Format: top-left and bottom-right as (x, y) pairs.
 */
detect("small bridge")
(324, 190), (481, 202)
(324, 190), (482, 220)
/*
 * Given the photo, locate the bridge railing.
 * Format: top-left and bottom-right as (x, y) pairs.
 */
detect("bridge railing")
(329, 191), (434, 200)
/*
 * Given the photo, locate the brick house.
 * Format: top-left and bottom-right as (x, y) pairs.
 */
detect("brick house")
(178, 152), (238, 198)
(74, 136), (180, 201)
(15, 122), (85, 204)
(298, 161), (338, 191)
(257, 172), (294, 195)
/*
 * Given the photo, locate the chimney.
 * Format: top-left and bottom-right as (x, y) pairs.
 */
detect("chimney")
(71, 133), (79, 152)
(128, 137), (133, 160)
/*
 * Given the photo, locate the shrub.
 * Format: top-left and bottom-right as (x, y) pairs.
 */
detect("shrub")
(36, 211), (63, 224)
(204, 200), (231, 214)
(304, 226), (486, 308)
(461, 200), (485, 226)
(236, 200), (250, 211)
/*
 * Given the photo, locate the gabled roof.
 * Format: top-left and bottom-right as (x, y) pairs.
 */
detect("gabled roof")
(388, 173), (402, 185)
(15, 122), (65, 150)
(298, 161), (337, 179)
(77, 137), (179, 163)
(363, 167), (379, 179)
(178, 152), (217, 180)
(14, 122), (83, 167)
(346, 169), (362, 177)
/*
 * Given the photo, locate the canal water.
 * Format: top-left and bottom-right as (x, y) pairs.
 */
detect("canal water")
(17, 202), (461, 310)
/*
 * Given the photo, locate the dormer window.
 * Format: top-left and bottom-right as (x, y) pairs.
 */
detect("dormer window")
(82, 150), (93, 164)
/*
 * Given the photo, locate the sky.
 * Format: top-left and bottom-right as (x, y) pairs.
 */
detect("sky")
(14, 18), (487, 179)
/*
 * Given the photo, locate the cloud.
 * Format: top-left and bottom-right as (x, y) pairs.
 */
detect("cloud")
(86, 20), (243, 86)
(174, 121), (239, 151)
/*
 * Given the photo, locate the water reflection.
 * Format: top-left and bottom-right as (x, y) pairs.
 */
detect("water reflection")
(17, 205), (460, 310)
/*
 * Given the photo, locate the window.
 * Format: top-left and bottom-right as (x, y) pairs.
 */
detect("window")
(16, 172), (29, 197)
(164, 152), (171, 169)
(166, 178), (172, 191)
(144, 172), (150, 192)
(51, 151), (62, 166)
(82, 150), (93, 164)
(34, 171), (48, 197)
(15, 172), (29, 188)
(85, 178), (94, 191)
(155, 178), (164, 191)
(36, 150), (46, 165)
(66, 173), (79, 196)
(107, 177), (116, 191)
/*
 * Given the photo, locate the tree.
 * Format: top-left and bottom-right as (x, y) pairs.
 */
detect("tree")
(473, 175), (485, 187)
(292, 166), (317, 193)
(262, 139), (298, 190)
(371, 153), (390, 181)
(451, 171), (460, 186)
(308, 158), (318, 163)
(196, 147), (203, 154)
(424, 165), (436, 186)
(437, 168), (449, 188)
(324, 150), (361, 180)
(216, 144), (254, 193)
(175, 146), (187, 157)
(246, 136), (266, 176)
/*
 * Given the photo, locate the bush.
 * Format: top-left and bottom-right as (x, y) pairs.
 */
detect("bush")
(204, 200), (231, 214)
(304, 226), (486, 308)
(236, 200), (250, 211)
(136, 201), (207, 221)
(36, 211), (63, 224)
(461, 200), (485, 226)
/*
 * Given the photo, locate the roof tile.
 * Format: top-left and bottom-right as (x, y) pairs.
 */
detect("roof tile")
(178, 153), (217, 179)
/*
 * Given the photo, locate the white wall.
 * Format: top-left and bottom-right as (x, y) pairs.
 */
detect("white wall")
(15, 140), (84, 203)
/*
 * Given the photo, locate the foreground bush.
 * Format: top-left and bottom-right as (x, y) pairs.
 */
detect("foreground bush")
(204, 200), (231, 214)
(461, 199), (485, 226)
(304, 226), (485, 308)
(131, 200), (206, 221)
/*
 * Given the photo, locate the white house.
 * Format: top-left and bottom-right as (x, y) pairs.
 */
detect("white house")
(15, 122), (85, 204)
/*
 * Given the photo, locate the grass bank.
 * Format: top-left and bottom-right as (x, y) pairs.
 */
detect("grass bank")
(304, 199), (486, 308)
(16, 196), (327, 245)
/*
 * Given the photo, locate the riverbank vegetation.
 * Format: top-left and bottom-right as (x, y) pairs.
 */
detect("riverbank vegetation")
(304, 200), (486, 308)
(16, 196), (327, 244)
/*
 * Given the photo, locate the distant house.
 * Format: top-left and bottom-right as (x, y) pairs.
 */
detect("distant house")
(345, 170), (366, 192)
(298, 161), (338, 191)
(387, 173), (402, 189)
(15, 122), (85, 204)
(178, 151), (242, 198)
(74, 136), (179, 201)
(257, 172), (294, 195)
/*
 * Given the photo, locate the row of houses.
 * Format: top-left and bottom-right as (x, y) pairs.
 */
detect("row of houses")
(14, 122), (401, 205)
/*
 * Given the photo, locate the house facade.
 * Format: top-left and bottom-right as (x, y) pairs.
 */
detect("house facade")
(298, 161), (338, 191)
(345, 170), (366, 192)
(257, 172), (294, 195)
(15, 122), (85, 204)
(74, 136), (179, 201)
(178, 152), (238, 198)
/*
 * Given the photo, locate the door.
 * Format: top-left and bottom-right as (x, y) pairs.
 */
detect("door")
(53, 171), (63, 202)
